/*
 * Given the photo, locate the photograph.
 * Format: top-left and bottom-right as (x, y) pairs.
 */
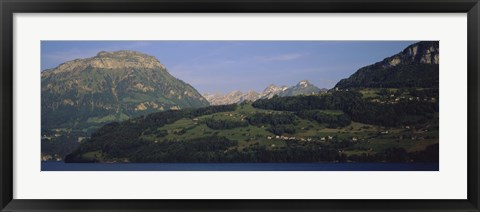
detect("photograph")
(40, 41), (439, 171)
(3, 0), (478, 210)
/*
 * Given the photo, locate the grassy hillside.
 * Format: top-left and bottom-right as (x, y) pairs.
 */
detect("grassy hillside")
(65, 89), (439, 163)
(142, 103), (438, 156)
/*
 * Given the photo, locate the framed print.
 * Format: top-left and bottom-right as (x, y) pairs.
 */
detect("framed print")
(1, 0), (479, 211)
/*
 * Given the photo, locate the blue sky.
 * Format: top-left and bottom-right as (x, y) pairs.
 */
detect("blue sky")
(41, 41), (416, 94)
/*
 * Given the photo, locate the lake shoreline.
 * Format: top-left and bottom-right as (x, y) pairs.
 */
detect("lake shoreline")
(42, 161), (439, 171)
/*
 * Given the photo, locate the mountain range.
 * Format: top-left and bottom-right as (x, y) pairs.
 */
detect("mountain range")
(203, 80), (326, 105)
(43, 41), (440, 162)
(63, 41), (440, 164)
(43, 41), (438, 133)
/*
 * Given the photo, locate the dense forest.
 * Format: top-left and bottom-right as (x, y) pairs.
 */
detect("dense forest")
(335, 63), (439, 89)
(252, 90), (438, 127)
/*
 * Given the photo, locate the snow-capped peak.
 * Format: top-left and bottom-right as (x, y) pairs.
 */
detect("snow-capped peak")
(298, 80), (310, 88)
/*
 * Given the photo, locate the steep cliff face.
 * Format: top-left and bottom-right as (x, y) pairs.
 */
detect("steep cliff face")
(383, 41), (439, 67)
(41, 50), (209, 131)
(335, 41), (439, 89)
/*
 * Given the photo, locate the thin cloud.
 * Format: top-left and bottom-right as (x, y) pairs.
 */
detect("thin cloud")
(257, 53), (303, 62)
(169, 59), (240, 76)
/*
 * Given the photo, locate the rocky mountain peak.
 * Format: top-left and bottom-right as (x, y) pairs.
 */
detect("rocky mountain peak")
(297, 80), (311, 88)
(383, 41), (439, 68)
(228, 90), (244, 97)
(44, 50), (165, 76)
(96, 50), (156, 60)
(405, 41), (439, 64)
(91, 50), (165, 69)
(264, 84), (277, 92)
(265, 84), (277, 89)
(263, 84), (288, 93)
(283, 80), (321, 96)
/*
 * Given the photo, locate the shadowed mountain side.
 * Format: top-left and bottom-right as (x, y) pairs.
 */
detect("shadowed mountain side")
(335, 41), (439, 89)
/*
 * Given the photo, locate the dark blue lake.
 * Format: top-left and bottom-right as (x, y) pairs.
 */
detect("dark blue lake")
(41, 161), (438, 171)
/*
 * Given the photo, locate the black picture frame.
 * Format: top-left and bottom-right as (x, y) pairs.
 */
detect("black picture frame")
(1, 0), (479, 211)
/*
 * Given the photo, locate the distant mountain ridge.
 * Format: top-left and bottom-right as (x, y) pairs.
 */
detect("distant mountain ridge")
(203, 80), (325, 105)
(262, 84), (289, 99)
(281, 80), (324, 97)
(335, 41), (439, 89)
(42, 50), (209, 132)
